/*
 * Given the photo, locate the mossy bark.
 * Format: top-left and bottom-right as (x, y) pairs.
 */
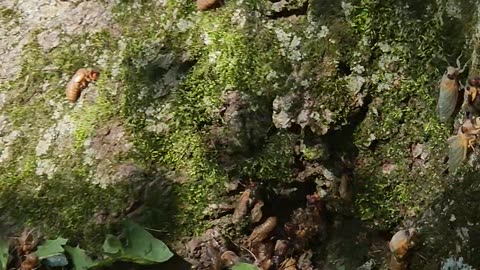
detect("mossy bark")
(1, 0), (480, 267)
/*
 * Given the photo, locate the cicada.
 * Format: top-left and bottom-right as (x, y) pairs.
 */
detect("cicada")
(197, 0), (223, 11)
(389, 228), (417, 260)
(272, 240), (289, 268)
(389, 228), (417, 270)
(254, 242), (274, 270)
(463, 80), (480, 116)
(447, 118), (480, 172)
(220, 251), (240, 268)
(247, 217), (277, 246)
(232, 188), (251, 224)
(250, 200), (264, 224)
(19, 253), (39, 270)
(437, 55), (468, 122)
(65, 68), (99, 103)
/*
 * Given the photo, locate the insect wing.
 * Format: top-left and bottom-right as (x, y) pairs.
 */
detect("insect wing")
(438, 77), (459, 122)
(471, 87), (478, 101)
(447, 135), (467, 172)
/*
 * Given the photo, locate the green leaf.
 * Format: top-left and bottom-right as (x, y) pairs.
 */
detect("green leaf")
(102, 235), (123, 255)
(65, 245), (97, 270)
(231, 262), (261, 270)
(0, 237), (9, 270)
(122, 221), (173, 263)
(35, 237), (68, 259)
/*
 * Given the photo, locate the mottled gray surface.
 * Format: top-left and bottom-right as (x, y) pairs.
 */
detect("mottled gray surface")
(0, 0), (133, 187)
(0, 0), (117, 82)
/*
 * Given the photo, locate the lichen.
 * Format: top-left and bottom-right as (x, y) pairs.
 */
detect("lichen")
(0, 7), (20, 24)
(441, 257), (475, 270)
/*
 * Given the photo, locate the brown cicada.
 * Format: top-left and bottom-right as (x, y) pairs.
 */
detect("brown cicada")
(389, 228), (417, 270)
(232, 188), (251, 224)
(447, 118), (480, 172)
(196, 0), (224, 11)
(247, 217), (277, 247)
(65, 68), (100, 103)
(437, 55), (468, 122)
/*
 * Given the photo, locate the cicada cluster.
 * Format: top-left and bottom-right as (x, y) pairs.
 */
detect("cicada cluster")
(436, 55), (480, 172)
(4, 229), (41, 270)
(189, 182), (326, 270)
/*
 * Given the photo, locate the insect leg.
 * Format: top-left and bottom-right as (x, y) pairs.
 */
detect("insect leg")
(456, 51), (464, 70)
(460, 57), (471, 74)
(459, 79), (465, 91)
(467, 136), (477, 154)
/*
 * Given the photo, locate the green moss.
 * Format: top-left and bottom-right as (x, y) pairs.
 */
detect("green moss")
(345, 0), (463, 229)
(72, 97), (114, 150)
(1, 0), (474, 264)
(240, 132), (297, 182)
(0, 27), (133, 250)
(3, 41), (57, 127)
(112, 0), (295, 236)
(0, 169), (129, 251)
(302, 143), (328, 161)
(0, 7), (20, 24)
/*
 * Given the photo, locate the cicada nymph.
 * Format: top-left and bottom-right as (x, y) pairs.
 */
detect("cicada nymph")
(220, 250), (241, 268)
(19, 253), (38, 270)
(253, 242), (274, 270)
(197, 0), (224, 11)
(232, 188), (251, 224)
(389, 228), (417, 270)
(247, 216), (277, 247)
(437, 55), (468, 122)
(272, 240), (289, 268)
(447, 118), (480, 172)
(65, 68), (100, 103)
(250, 200), (264, 224)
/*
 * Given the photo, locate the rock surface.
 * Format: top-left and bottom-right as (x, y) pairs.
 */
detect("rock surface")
(1, 0), (480, 267)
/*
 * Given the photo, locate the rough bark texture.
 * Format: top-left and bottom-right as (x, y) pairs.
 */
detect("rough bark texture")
(1, 0), (480, 268)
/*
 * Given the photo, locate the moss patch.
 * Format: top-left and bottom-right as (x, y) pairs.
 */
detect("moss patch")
(347, 0), (476, 249)
(0, 28), (135, 250)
